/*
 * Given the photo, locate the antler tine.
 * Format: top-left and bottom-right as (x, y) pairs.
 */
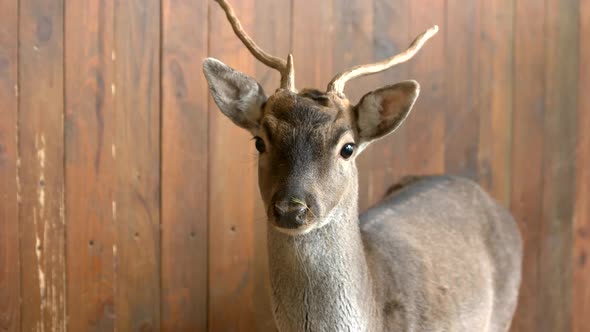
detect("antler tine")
(214, 0), (295, 91)
(327, 25), (439, 96)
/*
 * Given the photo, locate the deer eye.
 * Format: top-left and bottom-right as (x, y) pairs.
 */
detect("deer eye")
(340, 143), (355, 159)
(254, 137), (266, 153)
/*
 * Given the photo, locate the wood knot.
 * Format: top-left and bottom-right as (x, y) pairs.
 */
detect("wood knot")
(579, 250), (587, 268)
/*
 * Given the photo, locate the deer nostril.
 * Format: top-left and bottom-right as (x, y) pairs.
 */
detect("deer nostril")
(293, 207), (307, 225)
(272, 201), (308, 228)
(273, 203), (285, 218)
(293, 206), (306, 217)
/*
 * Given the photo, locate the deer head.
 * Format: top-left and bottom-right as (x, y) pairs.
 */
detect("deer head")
(203, 0), (438, 236)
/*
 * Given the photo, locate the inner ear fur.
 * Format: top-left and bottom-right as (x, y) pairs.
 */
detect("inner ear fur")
(354, 80), (420, 143)
(202, 58), (267, 131)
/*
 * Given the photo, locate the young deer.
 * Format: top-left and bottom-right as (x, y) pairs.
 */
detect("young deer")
(203, 1), (523, 331)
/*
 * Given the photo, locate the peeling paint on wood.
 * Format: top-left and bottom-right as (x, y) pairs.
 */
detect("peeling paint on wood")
(112, 201), (117, 221)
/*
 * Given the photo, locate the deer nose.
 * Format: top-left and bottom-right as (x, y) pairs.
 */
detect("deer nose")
(272, 201), (307, 229)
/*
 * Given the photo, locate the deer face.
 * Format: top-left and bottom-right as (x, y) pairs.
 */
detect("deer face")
(256, 89), (356, 235)
(203, 59), (419, 235)
(204, 0), (434, 235)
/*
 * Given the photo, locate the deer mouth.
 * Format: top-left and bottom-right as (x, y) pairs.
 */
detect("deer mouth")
(268, 198), (320, 236)
(269, 207), (315, 233)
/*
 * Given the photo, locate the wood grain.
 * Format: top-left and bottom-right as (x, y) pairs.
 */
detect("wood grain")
(64, 0), (116, 330)
(208, 0), (259, 330)
(445, 0), (479, 179)
(510, 0), (546, 330)
(113, 0), (161, 330)
(0, 0), (20, 330)
(254, 0), (292, 95)
(538, 0), (579, 330)
(573, 0), (590, 330)
(161, 0), (208, 330)
(477, 0), (514, 206)
(405, 0), (445, 175)
(18, 0), (66, 330)
(292, 0), (333, 90)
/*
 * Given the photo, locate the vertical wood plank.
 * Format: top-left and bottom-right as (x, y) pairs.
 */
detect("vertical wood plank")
(292, 0), (333, 90)
(161, 0), (208, 330)
(252, 0), (292, 330)
(538, 0), (579, 330)
(0, 0), (20, 330)
(477, 0), (514, 206)
(510, 0), (545, 330)
(445, 0), (479, 179)
(254, 0), (292, 95)
(573, 1), (590, 331)
(405, 0), (445, 175)
(18, 0), (66, 330)
(64, 0), (116, 330)
(113, 0), (161, 330)
(360, 0), (410, 209)
(208, 1), (259, 330)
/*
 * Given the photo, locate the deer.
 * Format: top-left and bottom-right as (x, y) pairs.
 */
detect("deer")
(203, 1), (523, 331)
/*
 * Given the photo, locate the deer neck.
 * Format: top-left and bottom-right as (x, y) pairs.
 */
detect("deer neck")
(267, 183), (379, 331)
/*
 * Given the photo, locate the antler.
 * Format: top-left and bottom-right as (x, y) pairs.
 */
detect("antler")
(327, 25), (439, 96)
(214, 0), (295, 91)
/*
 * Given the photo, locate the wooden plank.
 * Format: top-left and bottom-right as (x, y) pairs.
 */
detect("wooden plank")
(0, 0), (20, 330)
(405, 0), (445, 175)
(64, 0), (116, 330)
(477, 0), (514, 206)
(254, 0), (292, 94)
(510, 0), (546, 330)
(292, 0), (333, 90)
(208, 0), (259, 330)
(161, 0), (208, 330)
(445, 0), (479, 179)
(573, 0), (590, 331)
(18, 0), (66, 330)
(537, 0), (579, 330)
(113, 0), (161, 330)
(252, 0), (292, 330)
(361, 0), (410, 209)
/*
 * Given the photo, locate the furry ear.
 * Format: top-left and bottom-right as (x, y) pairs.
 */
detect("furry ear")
(202, 58), (267, 131)
(354, 80), (419, 147)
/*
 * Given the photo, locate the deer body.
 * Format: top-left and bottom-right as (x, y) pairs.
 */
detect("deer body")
(203, 1), (522, 330)
(268, 175), (522, 332)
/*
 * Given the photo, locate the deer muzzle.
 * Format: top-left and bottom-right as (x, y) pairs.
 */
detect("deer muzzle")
(272, 200), (308, 229)
(269, 186), (319, 231)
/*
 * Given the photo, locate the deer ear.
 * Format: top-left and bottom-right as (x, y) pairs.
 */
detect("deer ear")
(354, 80), (419, 145)
(203, 58), (267, 131)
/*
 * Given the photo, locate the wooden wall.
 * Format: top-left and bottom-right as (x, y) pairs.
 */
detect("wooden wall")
(0, 0), (588, 331)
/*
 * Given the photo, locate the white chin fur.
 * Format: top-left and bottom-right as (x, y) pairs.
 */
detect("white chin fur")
(271, 215), (333, 236)
(272, 224), (317, 236)
(271, 204), (340, 237)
